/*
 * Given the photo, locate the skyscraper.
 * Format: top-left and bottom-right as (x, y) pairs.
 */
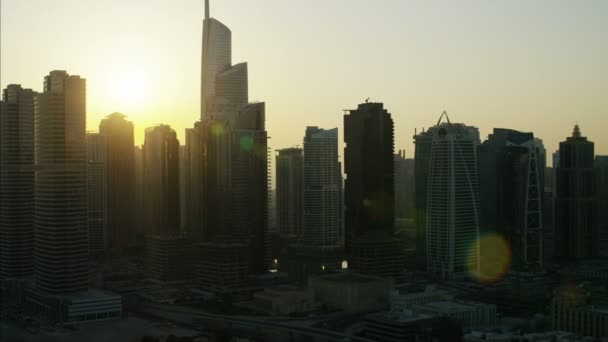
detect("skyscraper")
(99, 113), (135, 251)
(34, 70), (88, 294)
(478, 128), (544, 273)
(413, 128), (434, 270)
(426, 112), (480, 279)
(201, 0), (232, 119)
(143, 125), (181, 237)
(184, 123), (204, 240)
(276, 148), (304, 239)
(282, 127), (343, 284)
(394, 150), (415, 222)
(344, 102), (402, 278)
(595, 156), (608, 257)
(196, 0), (269, 290)
(0, 84), (35, 279)
(302, 127), (342, 247)
(86, 133), (108, 255)
(555, 125), (597, 260)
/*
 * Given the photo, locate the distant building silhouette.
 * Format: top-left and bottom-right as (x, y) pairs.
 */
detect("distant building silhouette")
(184, 122), (204, 241)
(86, 133), (108, 255)
(133, 145), (145, 242)
(344, 102), (402, 278)
(478, 128), (544, 273)
(0, 84), (35, 279)
(413, 128), (434, 271)
(99, 113), (135, 251)
(276, 148), (304, 239)
(596, 156), (608, 257)
(426, 113), (480, 279)
(394, 150), (415, 222)
(143, 125), (181, 237)
(34, 71), (88, 294)
(283, 127), (343, 284)
(555, 125), (597, 260)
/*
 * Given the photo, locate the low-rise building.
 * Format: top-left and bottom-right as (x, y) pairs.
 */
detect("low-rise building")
(551, 285), (608, 339)
(411, 301), (496, 329)
(365, 311), (463, 342)
(249, 286), (319, 315)
(391, 284), (449, 311)
(309, 272), (393, 313)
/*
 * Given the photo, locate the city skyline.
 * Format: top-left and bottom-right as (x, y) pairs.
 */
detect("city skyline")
(2, 0), (607, 158)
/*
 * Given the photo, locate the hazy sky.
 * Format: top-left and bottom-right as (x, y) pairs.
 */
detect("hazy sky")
(2, 0), (607, 159)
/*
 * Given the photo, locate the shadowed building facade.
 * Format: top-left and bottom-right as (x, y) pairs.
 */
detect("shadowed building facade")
(596, 156), (608, 257)
(413, 128), (434, 271)
(283, 127), (343, 284)
(0, 85), (35, 279)
(34, 71), (88, 294)
(86, 133), (108, 255)
(344, 102), (402, 278)
(276, 148), (303, 239)
(555, 125), (597, 260)
(99, 113), (135, 251)
(478, 129), (545, 274)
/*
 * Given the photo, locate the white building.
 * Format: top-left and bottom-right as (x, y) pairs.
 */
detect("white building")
(426, 112), (481, 279)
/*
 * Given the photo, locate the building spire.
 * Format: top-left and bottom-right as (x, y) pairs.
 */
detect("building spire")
(205, 0), (210, 20)
(572, 123), (581, 138)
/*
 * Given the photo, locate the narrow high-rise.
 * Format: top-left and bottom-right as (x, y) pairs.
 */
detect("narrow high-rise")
(478, 129), (544, 273)
(143, 125), (181, 237)
(99, 113), (135, 251)
(344, 102), (402, 278)
(276, 148), (304, 239)
(86, 133), (108, 255)
(0, 85), (35, 279)
(34, 71), (88, 294)
(302, 127), (342, 247)
(283, 127), (343, 284)
(596, 156), (608, 257)
(196, 0), (269, 290)
(555, 125), (597, 260)
(413, 128), (434, 270)
(426, 112), (480, 279)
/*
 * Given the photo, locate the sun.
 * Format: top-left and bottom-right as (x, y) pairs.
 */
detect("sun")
(111, 69), (149, 108)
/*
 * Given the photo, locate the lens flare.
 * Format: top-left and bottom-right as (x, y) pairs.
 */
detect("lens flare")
(240, 135), (254, 151)
(471, 234), (512, 284)
(211, 122), (225, 136)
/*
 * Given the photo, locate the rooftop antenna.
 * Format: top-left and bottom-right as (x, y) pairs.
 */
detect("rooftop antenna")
(365, 97), (370, 103)
(205, 0), (210, 20)
(436, 110), (451, 127)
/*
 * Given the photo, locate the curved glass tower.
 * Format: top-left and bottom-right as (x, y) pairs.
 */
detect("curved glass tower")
(201, 0), (232, 119)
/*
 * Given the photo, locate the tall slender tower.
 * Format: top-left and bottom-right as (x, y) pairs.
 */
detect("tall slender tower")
(302, 127), (342, 247)
(426, 113), (480, 279)
(276, 148), (304, 239)
(143, 125), (181, 237)
(478, 129), (544, 274)
(344, 102), (403, 278)
(86, 133), (108, 255)
(34, 71), (88, 294)
(99, 113), (135, 251)
(555, 125), (597, 260)
(0, 85), (35, 279)
(201, 0), (232, 119)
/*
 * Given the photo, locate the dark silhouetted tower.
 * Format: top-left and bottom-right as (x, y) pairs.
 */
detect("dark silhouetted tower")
(478, 128), (544, 273)
(555, 125), (597, 260)
(344, 102), (402, 278)
(276, 148), (304, 239)
(86, 132), (108, 255)
(99, 113), (135, 251)
(0, 84), (35, 279)
(34, 70), (88, 294)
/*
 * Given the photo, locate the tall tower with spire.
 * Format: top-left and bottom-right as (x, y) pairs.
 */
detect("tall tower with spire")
(555, 124), (597, 260)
